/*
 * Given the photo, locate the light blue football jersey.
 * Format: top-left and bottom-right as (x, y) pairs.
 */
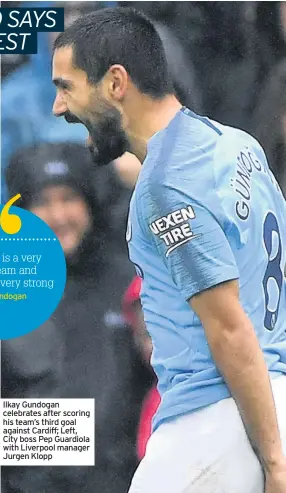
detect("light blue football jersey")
(127, 107), (286, 432)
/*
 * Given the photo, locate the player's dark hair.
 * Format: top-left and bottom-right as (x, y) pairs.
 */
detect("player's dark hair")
(53, 7), (174, 99)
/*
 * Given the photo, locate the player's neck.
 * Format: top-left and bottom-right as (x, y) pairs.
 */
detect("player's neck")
(126, 95), (182, 163)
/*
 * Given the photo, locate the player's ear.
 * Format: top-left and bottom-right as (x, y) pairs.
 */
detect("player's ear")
(107, 64), (128, 101)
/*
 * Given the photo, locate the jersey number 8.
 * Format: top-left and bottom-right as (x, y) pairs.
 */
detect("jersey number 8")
(262, 212), (283, 331)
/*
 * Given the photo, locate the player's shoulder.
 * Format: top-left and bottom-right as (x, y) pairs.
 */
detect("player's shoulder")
(180, 108), (264, 160)
(180, 110), (269, 193)
(144, 108), (264, 181)
(182, 109), (265, 168)
(212, 119), (265, 167)
(211, 119), (270, 202)
(136, 108), (267, 210)
(136, 109), (220, 197)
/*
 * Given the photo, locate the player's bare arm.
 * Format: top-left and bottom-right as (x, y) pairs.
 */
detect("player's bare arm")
(190, 279), (286, 476)
(52, 7), (286, 491)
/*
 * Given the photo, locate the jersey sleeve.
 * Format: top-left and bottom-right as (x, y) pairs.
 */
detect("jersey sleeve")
(139, 178), (239, 300)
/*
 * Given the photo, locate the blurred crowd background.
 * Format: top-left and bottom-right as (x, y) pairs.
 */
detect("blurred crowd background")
(1, 1), (286, 492)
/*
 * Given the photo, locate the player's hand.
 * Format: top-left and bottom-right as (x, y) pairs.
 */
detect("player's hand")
(265, 461), (286, 493)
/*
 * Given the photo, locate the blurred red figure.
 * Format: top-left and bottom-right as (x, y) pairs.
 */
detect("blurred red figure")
(123, 276), (161, 460)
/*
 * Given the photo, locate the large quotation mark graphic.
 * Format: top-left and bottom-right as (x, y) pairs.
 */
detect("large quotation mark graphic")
(0, 194), (22, 234)
(262, 212), (283, 331)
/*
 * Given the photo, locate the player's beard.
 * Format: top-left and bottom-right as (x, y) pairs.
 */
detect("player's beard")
(64, 101), (130, 166)
(86, 104), (131, 166)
